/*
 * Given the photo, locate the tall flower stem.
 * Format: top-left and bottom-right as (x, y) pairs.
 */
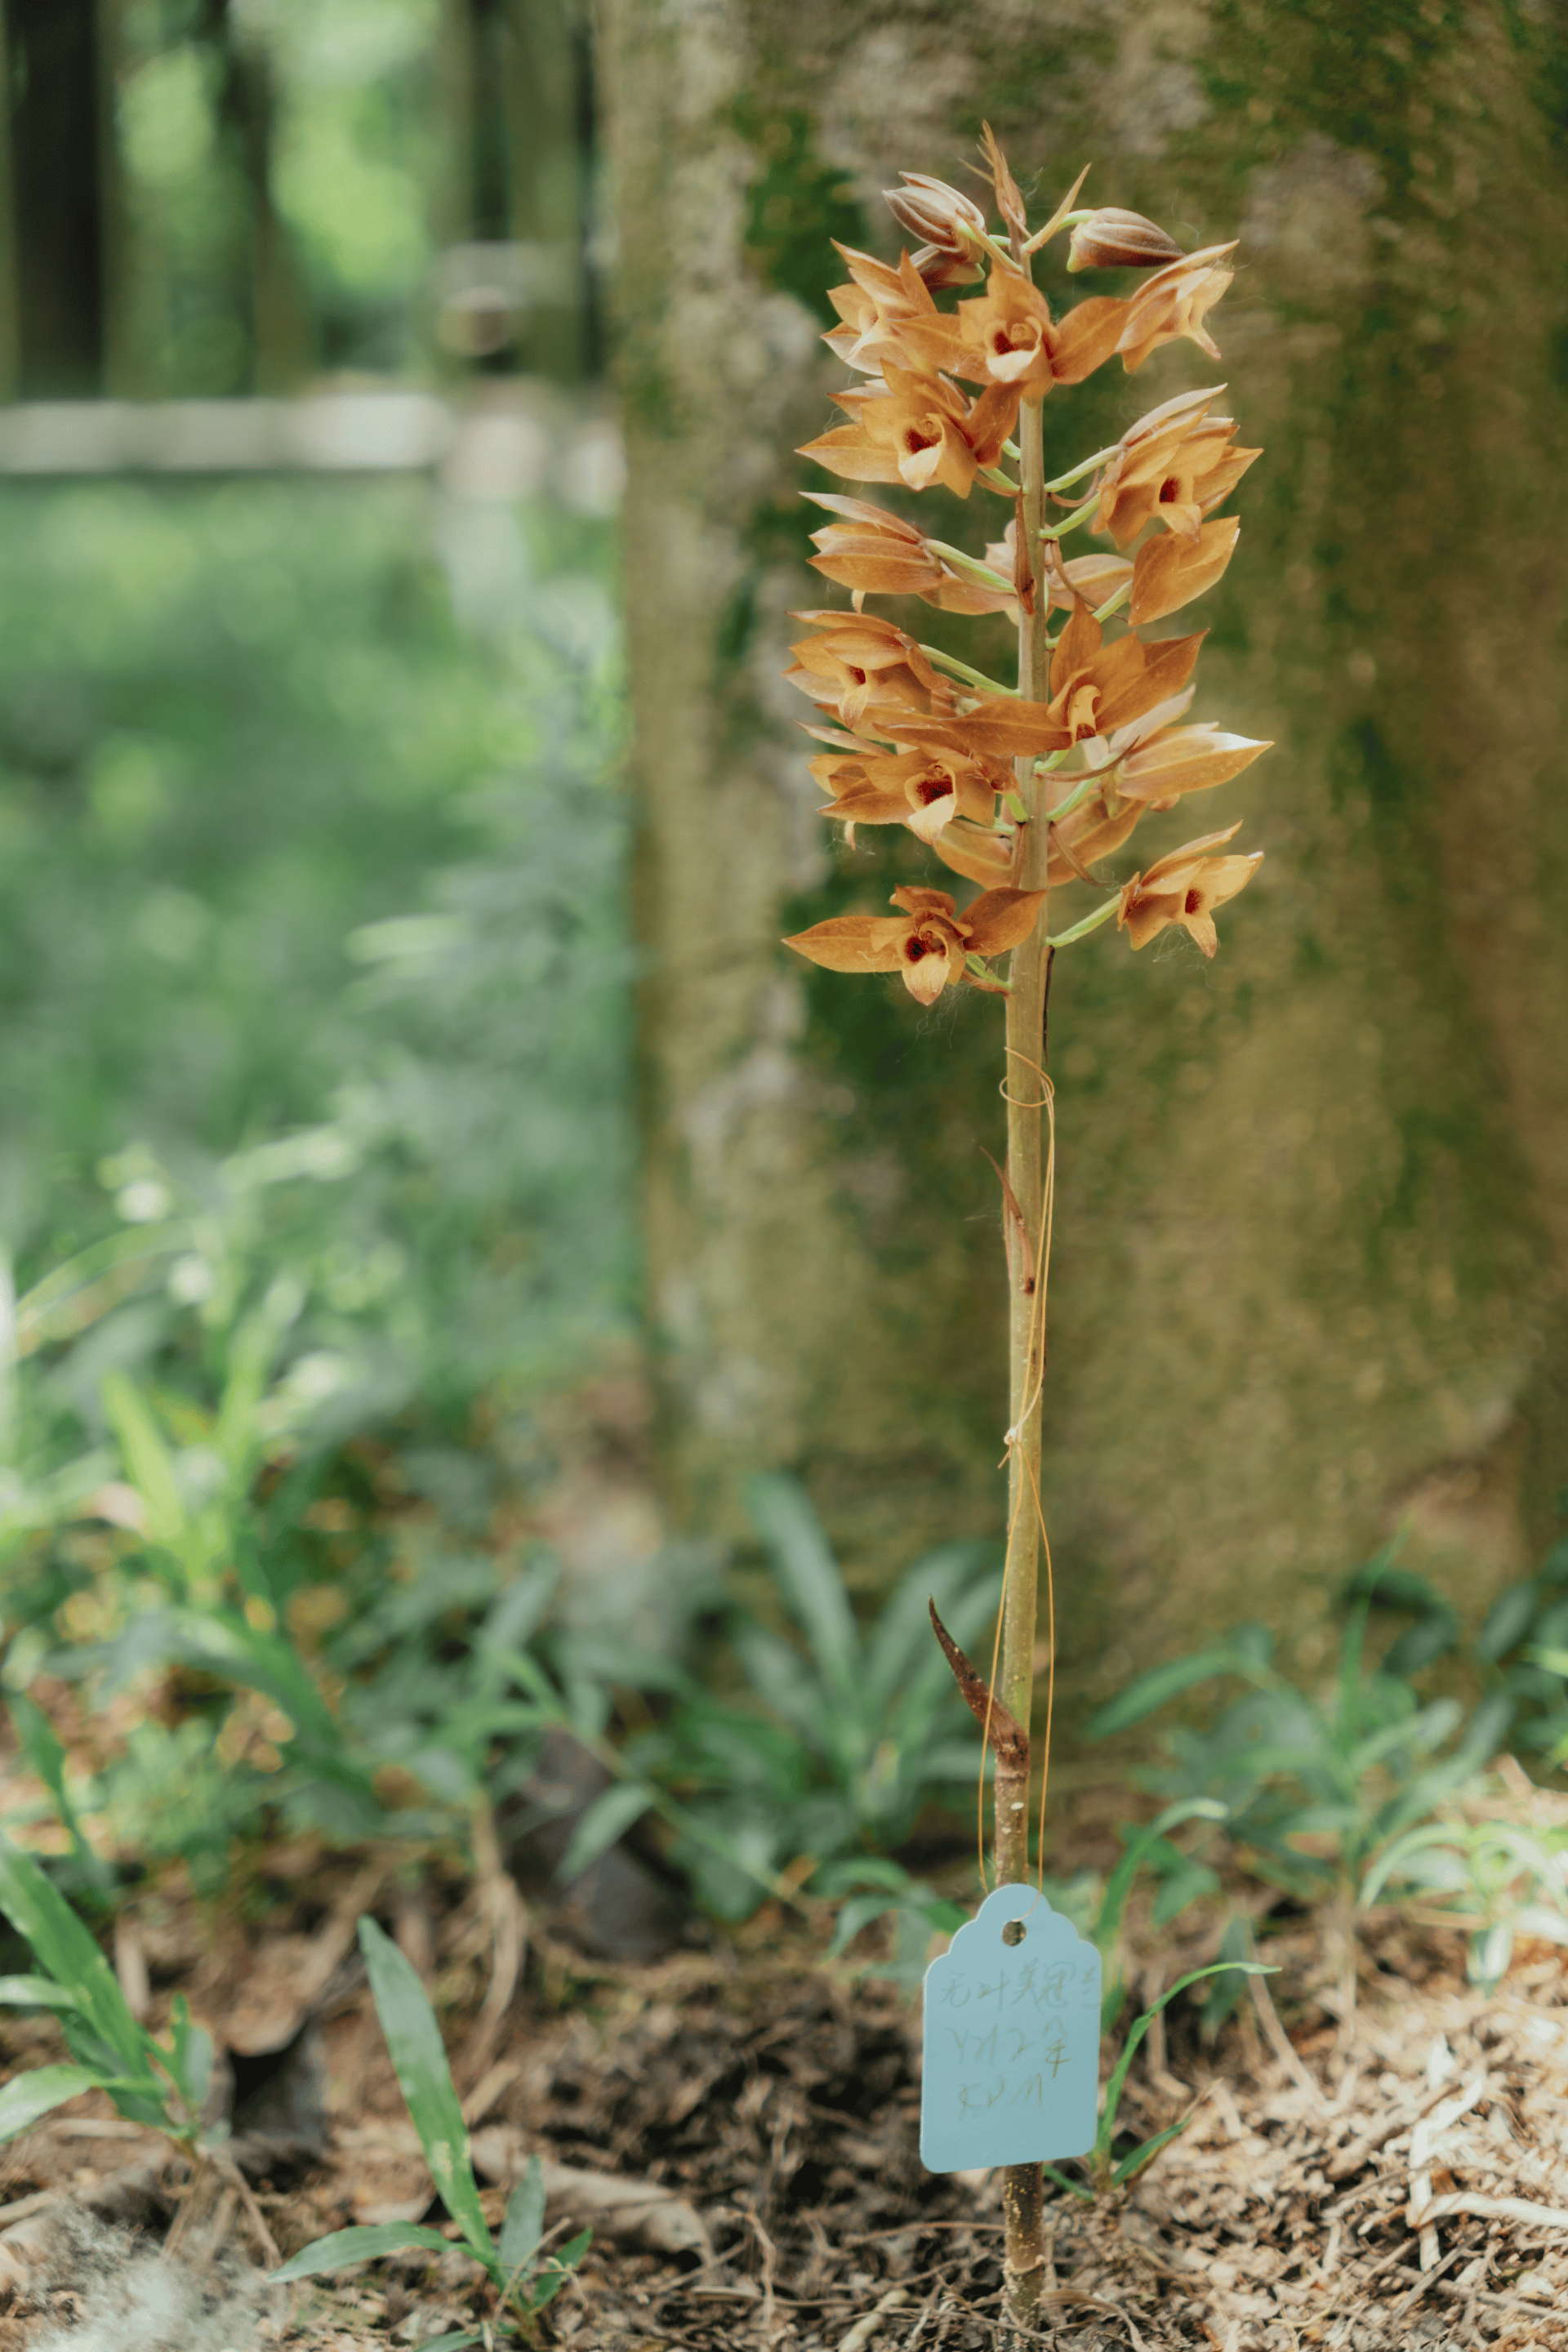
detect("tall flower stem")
(996, 278), (1051, 2337)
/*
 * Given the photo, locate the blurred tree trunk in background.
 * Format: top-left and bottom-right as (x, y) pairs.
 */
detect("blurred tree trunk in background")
(201, 0), (311, 391)
(601, 0), (1568, 1702)
(6, 0), (106, 393)
(0, 6), (17, 398)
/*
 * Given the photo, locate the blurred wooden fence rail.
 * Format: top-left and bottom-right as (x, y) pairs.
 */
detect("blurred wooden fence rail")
(0, 386), (622, 501)
(0, 0), (597, 402)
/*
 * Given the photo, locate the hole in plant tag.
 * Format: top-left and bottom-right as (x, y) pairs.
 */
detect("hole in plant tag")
(920, 1882), (1100, 2173)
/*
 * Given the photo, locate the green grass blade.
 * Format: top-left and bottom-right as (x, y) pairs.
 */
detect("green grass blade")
(1095, 1962), (1276, 2164)
(1087, 1642), (1272, 1739)
(1111, 2115), (1191, 2185)
(271, 2223), (458, 2283)
(558, 1784), (656, 1884)
(358, 1918), (493, 2261)
(0, 2064), (103, 2144)
(6, 1695), (117, 1898)
(498, 2156), (546, 2272)
(526, 2229), (592, 2312)
(0, 1833), (145, 2076)
(1095, 1799), (1227, 1963)
(0, 1976), (82, 2010)
(1040, 2162), (1094, 2204)
(100, 1372), (185, 1545)
(744, 1473), (860, 1700)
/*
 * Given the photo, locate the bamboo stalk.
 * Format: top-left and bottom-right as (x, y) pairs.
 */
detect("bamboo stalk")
(996, 256), (1051, 2340)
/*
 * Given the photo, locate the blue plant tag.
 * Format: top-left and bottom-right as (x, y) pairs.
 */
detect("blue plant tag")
(920, 1882), (1101, 2173)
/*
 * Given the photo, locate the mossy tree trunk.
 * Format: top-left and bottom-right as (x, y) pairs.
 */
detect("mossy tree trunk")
(600, 0), (1568, 1704)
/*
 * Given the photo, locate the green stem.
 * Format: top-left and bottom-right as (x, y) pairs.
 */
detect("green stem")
(924, 541), (1013, 590)
(978, 464), (1021, 496)
(1040, 493), (1098, 538)
(1094, 581), (1132, 622)
(1048, 893), (1120, 948)
(1040, 768), (1110, 824)
(1042, 442), (1119, 495)
(920, 643), (1016, 697)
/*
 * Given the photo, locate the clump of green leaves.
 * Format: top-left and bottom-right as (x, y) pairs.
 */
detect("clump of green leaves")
(0, 1830), (213, 2152)
(1089, 1565), (1512, 1912)
(274, 1918), (588, 2341)
(608, 1473), (1004, 1921)
(1362, 1803), (1568, 1992)
(1472, 1532), (1568, 1765)
(1041, 1957), (1276, 2206)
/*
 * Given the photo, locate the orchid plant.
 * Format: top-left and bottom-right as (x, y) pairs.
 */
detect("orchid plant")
(780, 131), (1267, 2334)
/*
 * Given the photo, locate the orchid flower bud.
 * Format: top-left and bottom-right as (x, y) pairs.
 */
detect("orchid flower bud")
(1067, 208), (1185, 272)
(884, 172), (989, 257)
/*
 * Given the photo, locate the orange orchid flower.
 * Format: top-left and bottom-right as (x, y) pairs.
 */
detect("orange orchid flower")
(1116, 242), (1237, 373)
(956, 270), (1129, 402)
(809, 742), (1009, 843)
(1045, 791), (1145, 883)
(1129, 514), (1241, 621)
(1116, 822), (1263, 955)
(800, 367), (1021, 498)
(1092, 394), (1260, 546)
(784, 884), (1045, 1006)
(1112, 720), (1272, 807)
(806, 495), (1014, 615)
(784, 612), (946, 734)
(1045, 597), (1205, 744)
(822, 246), (973, 377)
(929, 819), (1021, 891)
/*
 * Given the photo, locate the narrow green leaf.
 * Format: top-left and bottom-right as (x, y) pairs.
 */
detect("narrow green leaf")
(0, 1833), (145, 2076)
(158, 1607), (341, 1748)
(499, 2158), (546, 2272)
(744, 1474), (859, 1699)
(271, 2223), (457, 2283)
(358, 1918), (492, 2259)
(6, 1696), (115, 1896)
(0, 2064), (102, 2144)
(167, 1993), (213, 2115)
(1094, 1962), (1276, 2163)
(100, 1372), (185, 1544)
(558, 1784), (656, 1885)
(826, 1893), (902, 1959)
(1095, 1799), (1227, 1958)
(1477, 1583), (1539, 1662)
(1087, 1649), (1261, 1740)
(0, 1975), (82, 2010)
(1112, 2115), (1191, 2185)
(1040, 2162), (1094, 2205)
(524, 2229), (591, 2311)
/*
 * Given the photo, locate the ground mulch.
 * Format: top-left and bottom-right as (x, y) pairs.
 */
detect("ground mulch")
(2, 1862), (1567, 2350)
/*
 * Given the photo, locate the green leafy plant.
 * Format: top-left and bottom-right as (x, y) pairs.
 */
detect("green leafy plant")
(0, 1828), (213, 2152)
(1361, 1800), (1568, 1992)
(606, 1473), (1004, 1919)
(1471, 1530), (1568, 1765)
(274, 1917), (589, 2341)
(1042, 1959), (1276, 2203)
(1089, 1581), (1511, 1913)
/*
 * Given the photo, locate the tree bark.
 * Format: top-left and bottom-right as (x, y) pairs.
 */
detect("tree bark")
(6, 0), (106, 394)
(599, 0), (1568, 1707)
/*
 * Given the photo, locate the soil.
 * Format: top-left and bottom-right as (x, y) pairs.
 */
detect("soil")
(2, 1850), (1567, 2352)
